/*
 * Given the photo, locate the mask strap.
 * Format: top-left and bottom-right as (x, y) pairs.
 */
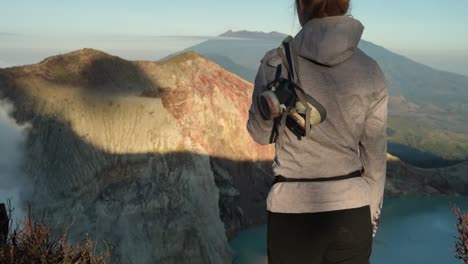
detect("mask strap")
(275, 36), (314, 143)
(277, 107), (293, 148)
(284, 36), (313, 139)
(277, 47), (291, 80)
(294, 87), (312, 138)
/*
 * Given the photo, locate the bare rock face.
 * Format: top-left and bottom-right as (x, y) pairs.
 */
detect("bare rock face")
(0, 49), (274, 264)
(136, 52), (275, 230)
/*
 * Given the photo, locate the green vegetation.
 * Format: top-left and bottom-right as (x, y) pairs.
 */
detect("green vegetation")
(388, 115), (468, 163)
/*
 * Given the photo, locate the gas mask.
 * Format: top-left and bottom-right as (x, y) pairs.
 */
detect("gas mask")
(258, 36), (327, 144)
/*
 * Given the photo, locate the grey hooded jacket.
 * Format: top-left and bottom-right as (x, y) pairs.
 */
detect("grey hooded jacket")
(246, 16), (388, 238)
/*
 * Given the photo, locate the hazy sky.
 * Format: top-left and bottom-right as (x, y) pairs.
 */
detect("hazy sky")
(2, 0), (468, 51)
(1, 0), (468, 75)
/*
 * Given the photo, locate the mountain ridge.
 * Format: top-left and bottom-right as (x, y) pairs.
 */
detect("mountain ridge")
(0, 48), (280, 263)
(1, 48), (467, 263)
(181, 31), (468, 166)
(219, 29), (288, 39)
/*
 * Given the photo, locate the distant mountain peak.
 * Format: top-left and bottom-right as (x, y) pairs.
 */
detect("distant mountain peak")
(219, 30), (288, 40)
(222, 30), (234, 35)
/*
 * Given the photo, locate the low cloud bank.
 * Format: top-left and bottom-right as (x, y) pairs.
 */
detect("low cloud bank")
(0, 99), (30, 219)
(0, 60), (10, 68)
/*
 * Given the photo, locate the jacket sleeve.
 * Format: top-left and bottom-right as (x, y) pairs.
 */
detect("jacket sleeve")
(358, 65), (388, 239)
(246, 56), (275, 145)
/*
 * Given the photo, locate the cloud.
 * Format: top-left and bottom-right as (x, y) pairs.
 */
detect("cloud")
(0, 60), (10, 68)
(0, 32), (20, 36)
(0, 99), (31, 220)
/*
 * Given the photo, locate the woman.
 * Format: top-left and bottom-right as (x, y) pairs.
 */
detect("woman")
(246, 0), (388, 263)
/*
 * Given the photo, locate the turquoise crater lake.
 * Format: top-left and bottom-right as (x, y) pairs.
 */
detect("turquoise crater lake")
(230, 196), (468, 264)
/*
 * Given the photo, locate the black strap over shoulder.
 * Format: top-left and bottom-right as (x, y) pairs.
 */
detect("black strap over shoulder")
(283, 41), (295, 81)
(271, 169), (364, 187)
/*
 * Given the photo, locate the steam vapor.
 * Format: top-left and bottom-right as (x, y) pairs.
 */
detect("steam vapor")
(0, 99), (30, 219)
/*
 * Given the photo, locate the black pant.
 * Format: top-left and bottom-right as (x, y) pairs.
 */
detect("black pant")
(267, 205), (373, 264)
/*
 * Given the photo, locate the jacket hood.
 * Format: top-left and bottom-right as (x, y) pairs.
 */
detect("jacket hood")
(292, 16), (364, 67)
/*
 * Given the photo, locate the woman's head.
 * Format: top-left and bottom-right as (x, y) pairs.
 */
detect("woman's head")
(295, 0), (350, 26)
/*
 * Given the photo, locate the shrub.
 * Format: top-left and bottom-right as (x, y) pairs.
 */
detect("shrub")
(0, 201), (110, 264)
(449, 201), (468, 264)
